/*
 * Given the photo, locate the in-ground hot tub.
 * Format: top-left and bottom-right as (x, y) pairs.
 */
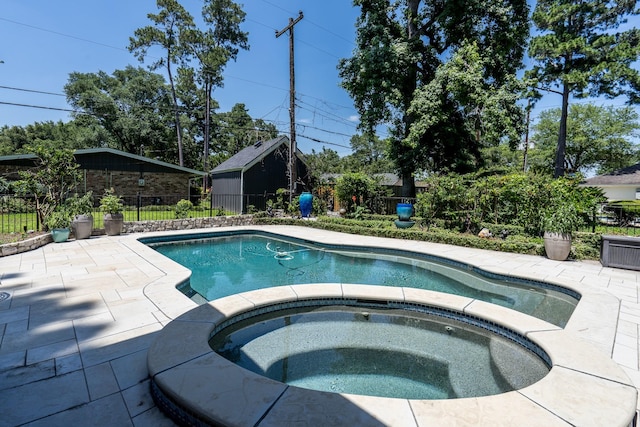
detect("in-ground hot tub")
(210, 304), (550, 400)
(147, 285), (637, 427)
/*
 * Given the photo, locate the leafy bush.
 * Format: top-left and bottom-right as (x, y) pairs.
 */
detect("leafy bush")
(334, 172), (390, 214)
(99, 189), (124, 214)
(175, 199), (193, 219)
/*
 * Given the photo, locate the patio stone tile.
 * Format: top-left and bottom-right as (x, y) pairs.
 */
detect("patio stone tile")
(3, 318), (29, 335)
(0, 370), (89, 426)
(8, 284), (66, 308)
(26, 339), (79, 365)
(110, 349), (149, 390)
(23, 393), (132, 427)
(78, 323), (161, 368)
(122, 379), (155, 418)
(85, 362), (120, 400)
(131, 406), (178, 427)
(613, 342), (639, 370)
(0, 359), (54, 391)
(101, 288), (122, 303)
(616, 319), (639, 338)
(0, 304), (29, 324)
(55, 352), (83, 375)
(0, 320), (75, 355)
(28, 293), (109, 328)
(0, 349), (26, 373)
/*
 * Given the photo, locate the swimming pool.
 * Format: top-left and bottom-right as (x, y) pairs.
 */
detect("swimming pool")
(141, 227), (637, 427)
(144, 230), (578, 327)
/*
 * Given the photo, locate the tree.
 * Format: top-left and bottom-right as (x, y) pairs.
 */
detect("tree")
(207, 103), (278, 168)
(183, 0), (249, 176)
(129, 0), (196, 166)
(65, 67), (176, 162)
(341, 133), (393, 173)
(529, 104), (639, 175)
(305, 147), (343, 178)
(339, 0), (529, 197)
(0, 121), (106, 155)
(16, 145), (81, 230)
(528, 0), (640, 178)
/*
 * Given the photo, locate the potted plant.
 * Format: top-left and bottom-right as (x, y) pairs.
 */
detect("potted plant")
(542, 203), (582, 261)
(46, 208), (72, 243)
(100, 189), (124, 236)
(68, 192), (94, 239)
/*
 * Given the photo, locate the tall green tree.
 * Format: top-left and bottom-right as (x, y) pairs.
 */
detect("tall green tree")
(65, 67), (176, 161)
(339, 0), (529, 197)
(182, 0), (249, 175)
(528, 0), (640, 178)
(0, 121), (106, 155)
(341, 133), (393, 173)
(529, 104), (639, 175)
(208, 103), (278, 168)
(129, 0), (196, 166)
(305, 147), (343, 178)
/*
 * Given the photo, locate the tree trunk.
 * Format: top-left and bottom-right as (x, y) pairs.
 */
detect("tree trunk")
(554, 83), (570, 178)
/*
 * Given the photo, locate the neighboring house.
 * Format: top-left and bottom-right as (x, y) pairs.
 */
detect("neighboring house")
(210, 136), (310, 213)
(583, 163), (640, 200)
(0, 147), (206, 203)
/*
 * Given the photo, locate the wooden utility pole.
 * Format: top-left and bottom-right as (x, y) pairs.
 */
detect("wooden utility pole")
(276, 11), (303, 204)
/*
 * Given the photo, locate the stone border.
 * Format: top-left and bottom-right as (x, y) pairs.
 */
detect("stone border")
(148, 285), (637, 427)
(0, 232), (52, 257)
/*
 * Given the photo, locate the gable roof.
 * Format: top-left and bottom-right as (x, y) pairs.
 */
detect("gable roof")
(584, 163), (640, 186)
(211, 135), (305, 175)
(0, 147), (206, 176)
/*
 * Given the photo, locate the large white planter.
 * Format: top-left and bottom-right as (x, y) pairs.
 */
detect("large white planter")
(104, 213), (124, 236)
(72, 214), (93, 240)
(543, 231), (572, 261)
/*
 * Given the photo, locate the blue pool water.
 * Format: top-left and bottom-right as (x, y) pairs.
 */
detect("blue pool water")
(209, 305), (550, 399)
(148, 232), (578, 327)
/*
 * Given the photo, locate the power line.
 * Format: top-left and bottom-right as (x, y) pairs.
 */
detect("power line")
(0, 85), (66, 97)
(0, 17), (129, 53)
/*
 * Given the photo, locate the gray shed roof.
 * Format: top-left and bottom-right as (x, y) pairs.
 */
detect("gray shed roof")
(211, 135), (305, 175)
(584, 163), (640, 186)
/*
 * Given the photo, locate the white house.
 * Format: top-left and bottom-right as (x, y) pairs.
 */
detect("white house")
(583, 163), (640, 200)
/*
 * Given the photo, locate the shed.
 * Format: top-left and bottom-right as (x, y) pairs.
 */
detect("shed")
(583, 163), (640, 200)
(0, 147), (206, 203)
(210, 136), (310, 213)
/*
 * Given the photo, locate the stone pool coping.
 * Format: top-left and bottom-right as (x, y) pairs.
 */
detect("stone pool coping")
(124, 225), (638, 426)
(147, 285), (637, 427)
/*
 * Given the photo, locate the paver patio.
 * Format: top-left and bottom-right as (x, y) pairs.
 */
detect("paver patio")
(0, 225), (638, 426)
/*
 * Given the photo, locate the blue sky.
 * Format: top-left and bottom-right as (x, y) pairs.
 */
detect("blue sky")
(0, 0), (361, 156)
(0, 0), (637, 159)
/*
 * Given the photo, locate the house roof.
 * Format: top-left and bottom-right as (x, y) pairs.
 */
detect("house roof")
(211, 135), (305, 175)
(0, 147), (206, 176)
(584, 163), (640, 186)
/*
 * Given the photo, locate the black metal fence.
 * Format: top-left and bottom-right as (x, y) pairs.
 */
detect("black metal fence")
(1, 193), (639, 237)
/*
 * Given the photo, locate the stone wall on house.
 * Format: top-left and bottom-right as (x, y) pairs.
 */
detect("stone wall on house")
(83, 170), (196, 201)
(0, 165), (198, 202)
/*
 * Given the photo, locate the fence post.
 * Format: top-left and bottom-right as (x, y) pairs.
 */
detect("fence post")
(137, 192), (141, 222)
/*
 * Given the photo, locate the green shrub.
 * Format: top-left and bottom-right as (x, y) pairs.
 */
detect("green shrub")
(175, 199), (193, 219)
